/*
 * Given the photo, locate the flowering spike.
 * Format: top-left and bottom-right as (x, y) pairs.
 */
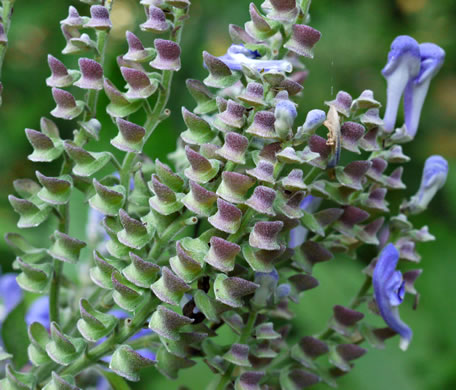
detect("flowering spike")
(185, 79), (217, 115)
(180, 107), (214, 145)
(86, 5), (112, 30)
(149, 305), (194, 341)
(373, 243), (412, 350)
(50, 88), (84, 120)
(184, 146), (220, 183)
(214, 274), (259, 308)
(245, 186), (277, 216)
(110, 345), (155, 382)
(46, 55), (79, 88)
(124, 31), (155, 63)
(208, 198), (242, 234)
(121, 67), (158, 100)
(205, 236), (240, 273)
(48, 231), (86, 264)
(140, 6), (169, 33)
(285, 24), (321, 58)
(405, 155), (448, 214)
(403, 43), (444, 137)
(246, 111), (278, 140)
(150, 39), (181, 71)
(203, 51), (241, 88)
(63, 141), (111, 177)
(111, 118), (146, 153)
(74, 58), (103, 90)
(381, 36), (421, 132)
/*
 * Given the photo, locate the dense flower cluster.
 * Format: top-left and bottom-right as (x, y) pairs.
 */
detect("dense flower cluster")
(1, 0), (448, 389)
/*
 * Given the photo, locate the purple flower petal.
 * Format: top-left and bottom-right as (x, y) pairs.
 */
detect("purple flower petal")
(217, 44), (292, 73)
(403, 43), (445, 138)
(382, 36), (421, 132)
(373, 243), (412, 350)
(407, 155), (448, 214)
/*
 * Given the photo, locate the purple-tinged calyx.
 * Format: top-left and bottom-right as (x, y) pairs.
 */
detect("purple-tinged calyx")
(124, 31), (155, 63)
(246, 111), (278, 139)
(182, 180), (217, 217)
(381, 35), (421, 132)
(267, 0), (298, 22)
(46, 55), (79, 88)
(74, 58), (103, 90)
(325, 91), (352, 118)
(403, 43), (445, 138)
(284, 24), (321, 59)
(215, 99), (246, 131)
(208, 198), (242, 234)
(111, 118), (146, 153)
(60, 6), (84, 28)
(184, 146), (220, 184)
(120, 67), (158, 100)
(86, 5), (112, 30)
(216, 171), (255, 204)
(405, 155), (448, 214)
(205, 236), (240, 273)
(239, 82), (265, 106)
(50, 88), (84, 120)
(216, 132), (249, 165)
(245, 186), (277, 216)
(216, 44), (292, 73)
(246, 159), (275, 184)
(203, 51), (241, 89)
(373, 243), (412, 350)
(140, 6), (169, 34)
(150, 39), (181, 71)
(249, 221), (284, 250)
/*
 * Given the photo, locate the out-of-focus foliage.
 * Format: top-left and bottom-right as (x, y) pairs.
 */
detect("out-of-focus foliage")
(0, 0), (455, 389)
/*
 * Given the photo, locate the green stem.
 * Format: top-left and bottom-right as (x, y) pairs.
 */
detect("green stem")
(49, 202), (69, 324)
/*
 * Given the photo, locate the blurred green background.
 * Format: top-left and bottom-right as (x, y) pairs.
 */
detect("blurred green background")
(1, 0), (455, 389)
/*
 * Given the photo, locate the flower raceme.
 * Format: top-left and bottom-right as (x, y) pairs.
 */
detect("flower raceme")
(1, 0), (450, 389)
